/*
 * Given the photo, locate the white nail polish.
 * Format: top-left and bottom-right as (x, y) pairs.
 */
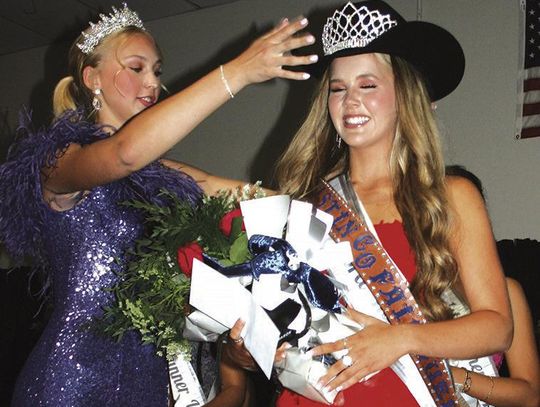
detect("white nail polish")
(302, 73), (310, 80)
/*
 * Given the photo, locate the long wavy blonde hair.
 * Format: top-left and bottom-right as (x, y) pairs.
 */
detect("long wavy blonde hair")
(52, 26), (159, 122)
(275, 54), (457, 321)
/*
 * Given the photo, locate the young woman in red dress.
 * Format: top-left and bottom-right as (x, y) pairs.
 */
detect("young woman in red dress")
(225, 1), (512, 405)
(270, 1), (513, 405)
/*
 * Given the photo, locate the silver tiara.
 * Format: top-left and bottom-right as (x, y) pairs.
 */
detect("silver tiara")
(76, 3), (145, 54)
(322, 2), (398, 56)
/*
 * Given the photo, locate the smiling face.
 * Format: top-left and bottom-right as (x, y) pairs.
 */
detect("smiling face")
(84, 32), (162, 129)
(328, 53), (397, 154)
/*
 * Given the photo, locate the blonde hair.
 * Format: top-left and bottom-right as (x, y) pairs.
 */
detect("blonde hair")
(52, 26), (158, 121)
(275, 70), (346, 199)
(276, 54), (457, 321)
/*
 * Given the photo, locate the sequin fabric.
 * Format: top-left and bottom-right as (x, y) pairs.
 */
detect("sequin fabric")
(11, 186), (169, 406)
(1, 111), (205, 406)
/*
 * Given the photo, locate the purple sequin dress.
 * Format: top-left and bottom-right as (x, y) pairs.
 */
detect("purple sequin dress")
(0, 111), (203, 406)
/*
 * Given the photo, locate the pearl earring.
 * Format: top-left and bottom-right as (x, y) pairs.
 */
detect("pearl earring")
(92, 88), (102, 111)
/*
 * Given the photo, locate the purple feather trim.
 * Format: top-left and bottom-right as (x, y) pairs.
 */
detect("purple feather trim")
(0, 108), (202, 280)
(0, 109), (100, 268)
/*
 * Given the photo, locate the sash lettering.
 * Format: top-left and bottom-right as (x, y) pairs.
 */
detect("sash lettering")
(168, 357), (206, 407)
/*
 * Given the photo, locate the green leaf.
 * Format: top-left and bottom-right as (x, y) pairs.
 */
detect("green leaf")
(229, 215), (244, 242)
(96, 187), (254, 361)
(229, 233), (250, 264)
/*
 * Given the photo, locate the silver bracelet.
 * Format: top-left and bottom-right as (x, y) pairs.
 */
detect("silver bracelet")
(219, 64), (235, 99)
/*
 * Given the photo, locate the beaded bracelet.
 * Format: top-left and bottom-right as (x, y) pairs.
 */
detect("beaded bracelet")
(462, 369), (472, 393)
(484, 375), (495, 403)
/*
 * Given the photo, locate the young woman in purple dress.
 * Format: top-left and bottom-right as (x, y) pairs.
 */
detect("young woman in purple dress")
(0, 4), (316, 406)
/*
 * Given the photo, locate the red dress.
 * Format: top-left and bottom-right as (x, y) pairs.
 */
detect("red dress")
(276, 220), (420, 407)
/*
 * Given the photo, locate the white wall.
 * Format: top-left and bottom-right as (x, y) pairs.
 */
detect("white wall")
(422, 1), (539, 240)
(0, 0), (537, 240)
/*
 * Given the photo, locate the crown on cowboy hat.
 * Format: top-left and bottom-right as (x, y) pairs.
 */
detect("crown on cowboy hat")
(320, 0), (465, 101)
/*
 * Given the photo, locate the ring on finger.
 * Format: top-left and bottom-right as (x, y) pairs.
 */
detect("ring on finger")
(343, 337), (348, 349)
(342, 355), (353, 367)
(230, 335), (243, 344)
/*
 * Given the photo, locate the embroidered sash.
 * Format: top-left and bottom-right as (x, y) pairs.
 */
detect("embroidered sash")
(316, 179), (458, 407)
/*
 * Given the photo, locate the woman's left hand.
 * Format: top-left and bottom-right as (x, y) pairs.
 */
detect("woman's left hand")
(222, 319), (258, 371)
(310, 307), (407, 392)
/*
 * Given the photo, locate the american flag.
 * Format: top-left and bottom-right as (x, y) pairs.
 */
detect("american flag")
(519, 0), (540, 139)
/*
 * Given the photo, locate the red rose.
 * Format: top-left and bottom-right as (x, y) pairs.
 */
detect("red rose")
(176, 242), (203, 278)
(219, 208), (245, 237)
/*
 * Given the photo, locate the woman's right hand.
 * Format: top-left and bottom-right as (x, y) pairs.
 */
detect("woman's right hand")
(224, 319), (295, 371)
(223, 17), (318, 92)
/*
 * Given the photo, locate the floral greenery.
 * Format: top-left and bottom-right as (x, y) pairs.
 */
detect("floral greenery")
(100, 185), (264, 360)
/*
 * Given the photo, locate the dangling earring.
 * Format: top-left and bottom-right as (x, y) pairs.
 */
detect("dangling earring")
(92, 88), (102, 111)
(336, 133), (342, 149)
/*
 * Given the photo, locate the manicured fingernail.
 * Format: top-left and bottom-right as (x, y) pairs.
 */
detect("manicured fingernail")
(336, 386), (343, 393)
(281, 17), (289, 24)
(306, 35), (315, 44)
(300, 18), (308, 26)
(309, 54), (318, 62)
(302, 73), (310, 80)
(284, 343), (292, 349)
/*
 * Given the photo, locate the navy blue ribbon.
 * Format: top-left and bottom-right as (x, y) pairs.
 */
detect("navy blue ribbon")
(203, 234), (341, 313)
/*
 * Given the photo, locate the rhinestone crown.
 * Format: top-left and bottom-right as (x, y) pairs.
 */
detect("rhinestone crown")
(322, 2), (398, 56)
(76, 3), (145, 54)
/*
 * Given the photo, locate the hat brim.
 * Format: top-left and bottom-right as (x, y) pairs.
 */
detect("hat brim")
(319, 21), (465, 101)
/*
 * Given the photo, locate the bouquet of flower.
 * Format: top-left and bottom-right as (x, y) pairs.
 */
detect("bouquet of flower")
(101, 182), (353, 403)
(187, 195), (355, 404)
(101, 184), (265, 360)
(102, 185), (431, 405)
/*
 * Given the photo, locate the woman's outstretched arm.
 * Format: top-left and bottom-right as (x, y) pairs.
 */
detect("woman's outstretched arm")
(43, 18), (316, 195)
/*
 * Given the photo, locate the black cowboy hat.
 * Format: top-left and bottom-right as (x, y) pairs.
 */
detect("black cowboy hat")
(319, 0), (465, 101)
